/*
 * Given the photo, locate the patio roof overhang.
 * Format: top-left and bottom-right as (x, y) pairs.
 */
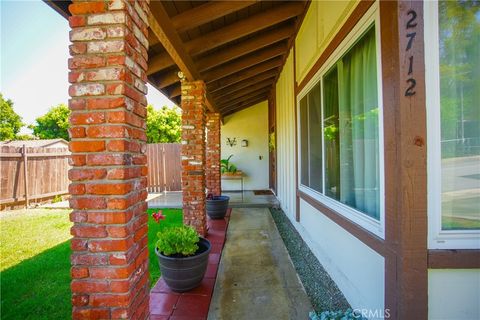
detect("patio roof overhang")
(46, 0), (309, 117)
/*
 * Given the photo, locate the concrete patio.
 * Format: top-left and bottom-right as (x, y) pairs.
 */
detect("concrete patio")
(148, 191), (280, 209)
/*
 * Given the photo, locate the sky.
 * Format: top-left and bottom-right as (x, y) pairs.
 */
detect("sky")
(0, 0), (175, 133)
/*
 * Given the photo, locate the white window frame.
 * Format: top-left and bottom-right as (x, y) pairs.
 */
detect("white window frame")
(425, 1), (480, 250)
(297, 2), (385, 239)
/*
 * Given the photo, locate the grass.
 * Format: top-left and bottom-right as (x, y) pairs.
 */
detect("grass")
(442, 216), (480, 230)
(146, 208), (183, 285)
(0, 208), (182, 320)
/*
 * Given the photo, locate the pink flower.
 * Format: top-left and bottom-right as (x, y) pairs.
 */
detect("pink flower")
(152, 210), (166, 223)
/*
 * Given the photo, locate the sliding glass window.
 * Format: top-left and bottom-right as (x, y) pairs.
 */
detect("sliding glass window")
(298, 25), (381, 221)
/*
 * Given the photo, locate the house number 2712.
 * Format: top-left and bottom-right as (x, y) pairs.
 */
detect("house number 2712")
(405, 9), (417, 97)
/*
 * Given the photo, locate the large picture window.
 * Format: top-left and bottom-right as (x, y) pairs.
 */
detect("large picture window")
(298, 14), (383, 236)
(426, 0), (480, 249)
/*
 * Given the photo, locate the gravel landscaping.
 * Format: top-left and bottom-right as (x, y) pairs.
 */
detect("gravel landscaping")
(269, 207), (350, 313)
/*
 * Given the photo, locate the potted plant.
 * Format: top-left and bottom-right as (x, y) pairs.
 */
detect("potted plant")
(221, 154), (242, 176)
(206, 193), (230, 219)
(153, 211), (211, 292)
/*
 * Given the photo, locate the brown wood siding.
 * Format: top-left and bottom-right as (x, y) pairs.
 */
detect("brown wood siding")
(428, 250), (480, 269)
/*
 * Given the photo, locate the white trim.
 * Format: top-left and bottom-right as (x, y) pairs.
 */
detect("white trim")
(425, 1), (480, 249)
(296, 2), (385, 239)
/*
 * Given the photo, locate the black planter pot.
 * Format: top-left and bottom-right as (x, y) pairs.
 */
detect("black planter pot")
(206, 195), (230, 219)
(155, 237), (211, 292)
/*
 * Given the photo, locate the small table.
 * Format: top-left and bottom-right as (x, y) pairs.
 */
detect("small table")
(221, 174), (244, 201)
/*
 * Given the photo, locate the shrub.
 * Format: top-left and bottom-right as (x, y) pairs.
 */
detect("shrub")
(156, 225), (199, 257)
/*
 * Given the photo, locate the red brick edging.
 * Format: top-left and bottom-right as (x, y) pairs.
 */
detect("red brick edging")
(149, 208), (231, 319)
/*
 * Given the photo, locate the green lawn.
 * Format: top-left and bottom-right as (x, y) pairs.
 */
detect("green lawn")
(0, 208), (182, 320)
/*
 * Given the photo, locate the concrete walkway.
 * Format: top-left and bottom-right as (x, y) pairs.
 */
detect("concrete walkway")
(148, 191), (280, 209)
(208, 208), (313, 320)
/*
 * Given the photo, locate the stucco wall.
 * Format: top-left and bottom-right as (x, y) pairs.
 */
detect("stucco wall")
(221, 101), (269, 191)
(428, 269), (480, 320)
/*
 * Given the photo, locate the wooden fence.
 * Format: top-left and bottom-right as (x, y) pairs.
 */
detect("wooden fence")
(0, 146), (70, 209)
(146, 143), (181, 192)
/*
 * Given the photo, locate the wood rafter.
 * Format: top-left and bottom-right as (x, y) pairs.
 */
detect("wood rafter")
(217, 88), (270, 109)
(212, 70), (278, 99)
(148, 1), (217, 112)
(209, 57), (282, 92)
(148, 2), (303, 75)
(156, 69), (181, 89)
(171, 1), (257, 33)
(147, 53), (174, 76)
(169, 84), (181, 99)
(148, 24), (293, 76)
(216, 80), (274, 103)
(186, 2), (304, 56)
(203, 42), (286, 83)
(221, 96), (268, 116)
(196, 25), (294, 72)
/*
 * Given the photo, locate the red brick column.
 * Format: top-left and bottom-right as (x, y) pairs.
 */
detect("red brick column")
(206, 112), (221, 196)
(67, 1), (150, 319)
(181, 80), (207, 236)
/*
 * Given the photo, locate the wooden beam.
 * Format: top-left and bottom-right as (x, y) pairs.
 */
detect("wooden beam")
(196, 25), (294, 72)
(156, 69), (181, 89)
(149, 24), (293, 76)
(186, 2), (304, 56)
(148, 1), (217, 113)
(169, 84), (181, 99)
(221, 96), (267, 116)
(216, 88), (270, 109)
(203, 42), (287, 83)
(147, 51), (174, 76)
(215, 80), (274, 103)
(212, 70), (277, 99)
(148, 2), (199, 81)
(171, 1), (257, 33)
(209, 57), (282, 92)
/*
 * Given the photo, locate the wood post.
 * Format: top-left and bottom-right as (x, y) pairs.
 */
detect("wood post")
(22, 145), (28, 209)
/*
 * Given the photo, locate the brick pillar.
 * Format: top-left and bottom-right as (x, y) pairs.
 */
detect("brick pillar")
(206, 112), (221, 196)
(181, 80), (207, 236)
(67, 1), (150, 319)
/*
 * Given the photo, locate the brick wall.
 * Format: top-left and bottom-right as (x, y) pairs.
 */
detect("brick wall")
(181, 81), (207, 237)
(67, 1), (150, 319)
(206, 112), (221, 196)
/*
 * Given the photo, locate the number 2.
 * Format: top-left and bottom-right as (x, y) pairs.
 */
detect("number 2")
(406, 10), (417, 29)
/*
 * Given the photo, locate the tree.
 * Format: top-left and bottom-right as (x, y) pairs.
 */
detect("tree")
(30, 104), (71, 141)
(439, 1), (480, 157)
(0, 94), (24, 141)
(146, 105), (182, 143)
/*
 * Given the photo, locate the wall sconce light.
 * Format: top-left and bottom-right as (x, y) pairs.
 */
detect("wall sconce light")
(241, 139), (248, 147)
(226, 137), (237, 147)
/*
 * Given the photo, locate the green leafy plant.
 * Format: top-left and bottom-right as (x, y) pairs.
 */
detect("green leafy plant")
(221, 154), (237, 174)
(156, 224), (200, 257)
